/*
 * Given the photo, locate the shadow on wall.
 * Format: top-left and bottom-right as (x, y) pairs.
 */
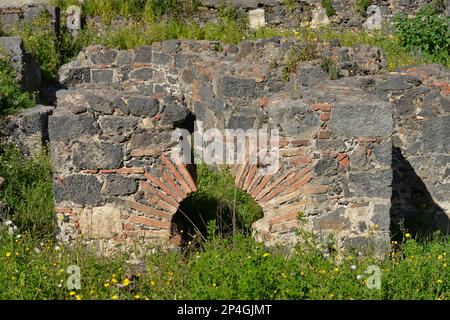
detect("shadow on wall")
(390, 147), (450, 241)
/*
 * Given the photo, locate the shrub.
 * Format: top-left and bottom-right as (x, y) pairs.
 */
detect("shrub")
(0, 56), (35, 116)
(321, 0), (336, 17)
(394, 5), (450, 65)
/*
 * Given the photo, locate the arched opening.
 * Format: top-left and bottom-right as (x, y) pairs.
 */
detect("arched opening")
(170, 164), (263, 247)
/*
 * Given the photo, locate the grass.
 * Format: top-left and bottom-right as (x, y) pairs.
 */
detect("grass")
(0, 222), (449, 300)
(0, 145), (55, 238)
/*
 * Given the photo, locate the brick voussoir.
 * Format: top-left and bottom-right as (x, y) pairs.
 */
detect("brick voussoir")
(251, 174), (274, 199)
(256, 168), (295, 201)
(243, 164), (258, 191)
(124, 199), (173, 221)
(160, 154), (192, 193)
(144, 171), (184, 202)
(236, 163), (251, 189)
(177, 162), (197, 192)
(147, 195), (178, 214)
(161, 171), (188, 200)
(139, 181), (179, 208)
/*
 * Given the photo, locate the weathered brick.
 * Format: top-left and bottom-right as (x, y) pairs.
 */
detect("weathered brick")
(311, 103), (332, 112)
(161, 171), (188, 200)
(251, 174), (274, 199)
(144, 171), (183, 202)
(147, 195), (178, 214)
(320, 112), (331, 121)
(160, 154), (192, 193)
(99, 169), (117, 174)
(290, 155), (312, 165)
(269, 212), (298, 226)
(128, 215), (171, 230)
(285, 174), (313, 195)
(131, 149), (163, 157)
(317, 130), (330, 139)
(289, 139), (310, 147)
(303, 185), (329, 194)
(140, 181), (179, 208)
(125, 200), (172, 221)
(256, 169), (295, 201)
(177, 162), (197, 192)
(243, 165), (258, 191)
(80, 170), (98, 174)
(280, 148), (305, 157)
(116, 167), (145, 174)
(247, 175), (263, 194)
(339, 157), (350, 167)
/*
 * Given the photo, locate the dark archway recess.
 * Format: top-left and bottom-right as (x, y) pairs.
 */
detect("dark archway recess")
(170, 165), (263, 247)
(390, 147), (450, 241)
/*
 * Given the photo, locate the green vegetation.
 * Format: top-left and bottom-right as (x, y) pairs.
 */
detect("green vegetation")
(394, 5), (450, 66)
(281, 43), (318, 81)
(0, 145), (55, 238)
(0, 56), (35, 115)
(320, 56), (339, 80)
(355, 0), (371, 14)
(321, 0), (336, 17)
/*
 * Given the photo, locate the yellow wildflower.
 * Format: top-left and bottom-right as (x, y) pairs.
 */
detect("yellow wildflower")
(263, 252), (270, 258)
(75, 295), (82, 300)
(134, 295), (141, 300)
(437, 279), (443, 284)
(111, 295), (119, 300)
(5, 252), (11, 257)
(405, 233), (411, 238)
(69, 291), (76, 296)
(104, 283), (110, 288)
(123, 278), (131, 287)
(437, 255), (444, 261)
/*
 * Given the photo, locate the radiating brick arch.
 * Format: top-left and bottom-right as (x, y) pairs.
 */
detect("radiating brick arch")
(123, 154), (197, 243)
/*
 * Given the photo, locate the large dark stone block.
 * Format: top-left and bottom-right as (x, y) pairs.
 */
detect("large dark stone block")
(73, 141), (123, 170)
(64, 174), (103, 206)
(217, 76), (256, 98)
(330, 102), (392, 137)
(48, 113), (97, 143)
(103, 175), (138, 196)
(348, 169), (392, 199)
(125, 97), (159, 117)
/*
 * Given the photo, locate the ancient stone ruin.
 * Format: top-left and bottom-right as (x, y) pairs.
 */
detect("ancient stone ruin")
(42, 39), (450, 254)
